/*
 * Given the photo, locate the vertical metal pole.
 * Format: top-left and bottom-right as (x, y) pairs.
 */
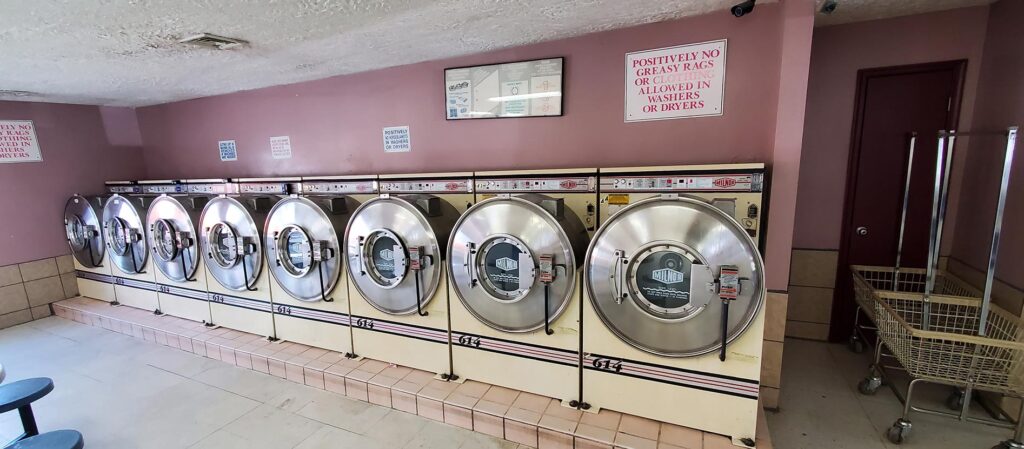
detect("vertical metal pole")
(933, 134), (956, 275)
(893, 133), (917, 291)
(923, 132), (949, 330)
(978, 127), (1018, 336)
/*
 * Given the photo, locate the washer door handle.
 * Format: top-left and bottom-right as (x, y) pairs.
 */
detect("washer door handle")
(464, 242), (478, 288)
(612, 250), (627, 304)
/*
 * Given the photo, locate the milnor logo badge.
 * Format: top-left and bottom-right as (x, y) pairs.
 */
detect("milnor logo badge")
(713, 177), (738, 188)
(495, 257), (518, 271)
(379, 249), (394, 261)
(652, 268), (685, 284)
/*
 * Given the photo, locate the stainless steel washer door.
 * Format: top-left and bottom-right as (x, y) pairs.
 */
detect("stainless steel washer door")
(102, 194), (149, 274)
(64, 195), (106, 268)
(265, 196), (347, 302)
(448, 195), (579, 333)
(585, 195), (765, 357)
(346, 196), (446, 315)
(200, 196), (273, 291)
(147, 195), (202, 282)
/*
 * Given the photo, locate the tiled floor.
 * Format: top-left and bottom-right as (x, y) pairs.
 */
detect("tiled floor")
(767, 338), (1015, 449)
(0, 315), (520, 448)
(1, 299), (760, 448)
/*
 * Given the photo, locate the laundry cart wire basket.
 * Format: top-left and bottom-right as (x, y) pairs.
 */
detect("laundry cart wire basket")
(851, 127), (1022, 449)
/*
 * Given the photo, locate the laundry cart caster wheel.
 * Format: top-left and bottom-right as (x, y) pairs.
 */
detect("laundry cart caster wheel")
(847, 335), (865, 354)
(945, 389), (966, 411)
(858, 376), (882, 395)
(886, 419), (911, 444)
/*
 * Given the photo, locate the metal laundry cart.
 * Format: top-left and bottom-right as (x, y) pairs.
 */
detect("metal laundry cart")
(851, 127), (1022, 448)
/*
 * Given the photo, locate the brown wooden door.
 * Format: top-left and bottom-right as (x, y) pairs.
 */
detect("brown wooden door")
(830, 60), (966, 341)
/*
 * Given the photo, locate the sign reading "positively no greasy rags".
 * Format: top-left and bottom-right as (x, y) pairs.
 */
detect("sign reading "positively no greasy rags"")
(624, 39), (727, 122)
(0, 120), (42, 163)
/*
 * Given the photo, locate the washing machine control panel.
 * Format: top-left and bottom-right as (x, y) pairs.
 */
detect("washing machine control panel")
(237, 182), (292, 195)
(301, 180), (377, 194)
(141, 184), (186, 194)
(106, 184), (142, 194)
(601, 173), (762, 192)
(187, 182), (236, 195)
(380, 179), (472, 193)
(475, 176), (595, 193)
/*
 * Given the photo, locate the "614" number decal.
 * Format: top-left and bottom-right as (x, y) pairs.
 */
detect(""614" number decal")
(457, 335), (482, 348)
(275, 305), (292, 315)
(592, 357), (623, 373)
(355, 318), (374, 329)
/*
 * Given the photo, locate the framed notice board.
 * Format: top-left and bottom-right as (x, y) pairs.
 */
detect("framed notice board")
(444, 57), (564, 120)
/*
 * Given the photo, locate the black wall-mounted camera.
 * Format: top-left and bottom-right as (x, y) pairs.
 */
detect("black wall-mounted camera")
(731, 0), (756, 17)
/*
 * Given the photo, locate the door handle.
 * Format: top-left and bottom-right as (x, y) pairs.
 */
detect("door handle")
(856, 226), (869, 236)
(465, 242), (478, 287)
(612, 250), (627, 304)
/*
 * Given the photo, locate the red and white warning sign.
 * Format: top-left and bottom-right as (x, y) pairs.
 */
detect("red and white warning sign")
(0, 120), (42, 163)
(625, 39), (727, 122)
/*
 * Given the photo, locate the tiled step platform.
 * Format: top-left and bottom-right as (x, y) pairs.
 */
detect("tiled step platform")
(52, 297), (772, 449)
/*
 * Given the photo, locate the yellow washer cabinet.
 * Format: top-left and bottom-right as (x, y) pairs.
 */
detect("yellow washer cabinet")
(583, 164), (767, 447)
(200, 179), (287, 338)
(142, 180), (218, 324)
(346, 173), (473, 377)
(447, 169), (596, 405)
(264, 177), (374, 355)
(101, 183), (160, 312)
(64, 194), (116, 302)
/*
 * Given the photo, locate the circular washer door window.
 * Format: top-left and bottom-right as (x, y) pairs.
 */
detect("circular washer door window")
(66, 215), (88, 252)
(153, 219), (179, 262)
(627, 244), (704, 320)
(364, 229), (408, 288)
(478, 236), (534, 302)
(278, 225), (313, 278)
(208, 222), (239, 269)
(107, 217), (130, 256)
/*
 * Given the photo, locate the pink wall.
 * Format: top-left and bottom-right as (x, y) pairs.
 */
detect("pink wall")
(0, 102), (146, 266)
(792, 6), (990, 251)
(135, 5), (811, 289)
(764, 0), (815, 290)
(950, 0), (1024, 290)
(137, 8), (785, 178)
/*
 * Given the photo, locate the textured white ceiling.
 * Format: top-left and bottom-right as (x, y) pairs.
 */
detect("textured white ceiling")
(0, 0), (995, 107)
(814, 0), (994, 26)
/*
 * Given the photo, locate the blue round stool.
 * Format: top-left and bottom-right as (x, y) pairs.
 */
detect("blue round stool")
(6, 430), (84, 449)
(0, 378), (54, 442)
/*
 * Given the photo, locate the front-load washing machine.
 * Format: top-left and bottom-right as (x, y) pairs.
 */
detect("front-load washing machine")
(583, 164), (766, 446)
(101, 182), (159, 312)
(142, 180), (225, 324)
(448, 169), (596, 404)
(264, 176), (372, 354)
(64, 194), (115, 302)
(200, 179), (288, 338)
(346, 172), (473, 377)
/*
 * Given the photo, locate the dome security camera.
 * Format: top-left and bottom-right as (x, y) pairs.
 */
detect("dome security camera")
(820, 0), (838, 14)
(731, 0), (756, 17)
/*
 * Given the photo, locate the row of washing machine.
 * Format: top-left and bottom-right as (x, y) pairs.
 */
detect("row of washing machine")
(62, 165), (767, 446)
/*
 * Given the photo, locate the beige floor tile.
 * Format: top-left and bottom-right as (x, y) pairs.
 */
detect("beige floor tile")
(0, 265), (21, 287)
(0, 284), (29, 315)
(221, 404), (324, 449)
(56, 254), (75, 274)
(25, 276), (65, 307)
(295, 394), (390, 434)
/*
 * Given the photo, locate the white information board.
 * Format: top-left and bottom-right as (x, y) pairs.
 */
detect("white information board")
(445, 58), (563, 119)
(218, 140), (237, 161)
(0, 120), (42, 163)
(270, 136), (292, 160)
(625, 39), (727, 122)
(382, 126), (411, 153)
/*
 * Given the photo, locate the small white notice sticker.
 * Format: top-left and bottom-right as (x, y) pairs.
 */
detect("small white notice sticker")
(382, 126), (411, 153)
(218, 140), (237, 161)
(270, 136), (292, 159)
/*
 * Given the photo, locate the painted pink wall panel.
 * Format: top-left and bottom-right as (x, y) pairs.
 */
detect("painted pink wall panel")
(136, 7), (784, 180)
(764, 0), (815, 291)
(792, 6), (989, 251)
(950, 0), (1024, 289)
(0, 102), (146, 266)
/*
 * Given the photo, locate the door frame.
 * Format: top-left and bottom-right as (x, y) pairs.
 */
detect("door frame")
(828, 59), (967, 342)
